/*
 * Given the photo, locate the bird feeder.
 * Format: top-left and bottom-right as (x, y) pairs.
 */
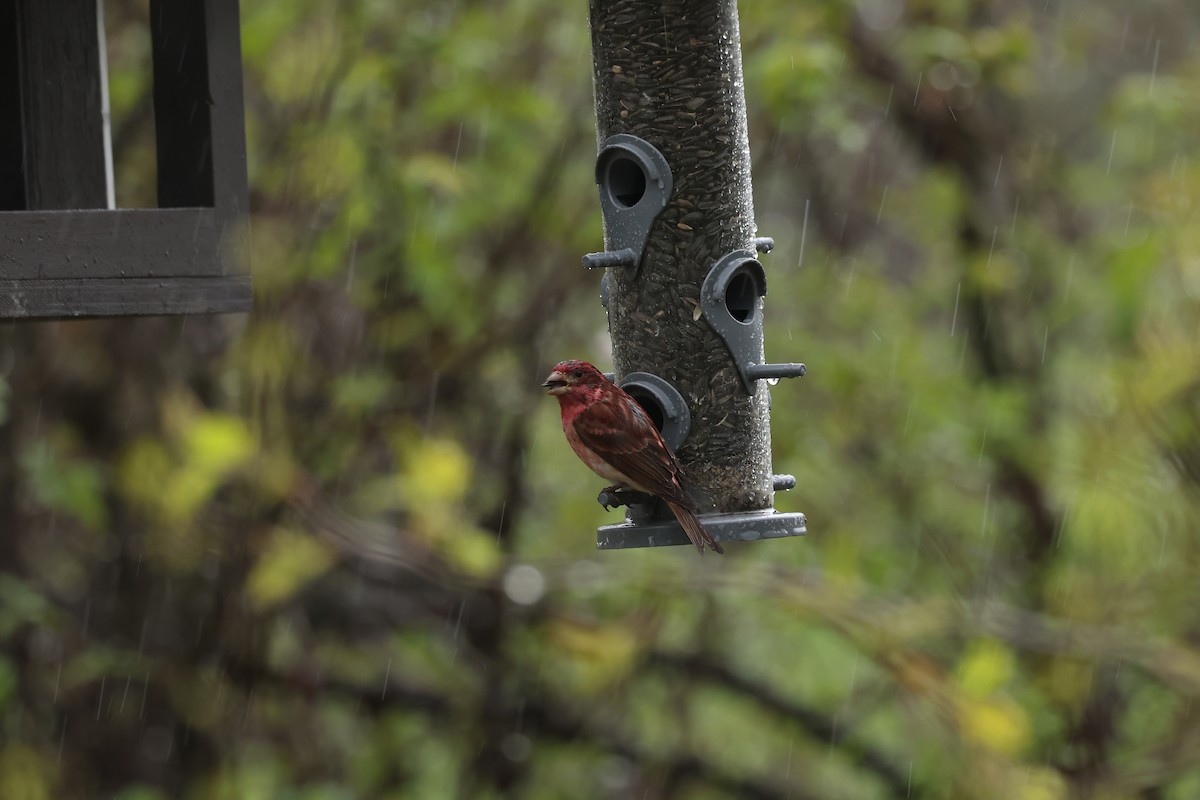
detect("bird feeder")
(0, 0), (251, 319)
(584, 0), (807, 550)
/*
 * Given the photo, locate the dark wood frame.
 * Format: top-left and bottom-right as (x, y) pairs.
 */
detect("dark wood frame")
(0, 0), (251, 318)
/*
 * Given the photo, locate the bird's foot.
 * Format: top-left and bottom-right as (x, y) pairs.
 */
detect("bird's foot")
(597, 486), (653, 511)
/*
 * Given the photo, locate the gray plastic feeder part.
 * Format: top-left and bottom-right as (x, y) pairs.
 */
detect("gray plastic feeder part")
(598, 509), (807, 550)
(581, 134), (674, 273)
(700, 249), (807, 396)
(618, 371), (690, 453)
(773, 474), (797, 491)
(747, 363), (807, 382)
(582, 248), (638, 270)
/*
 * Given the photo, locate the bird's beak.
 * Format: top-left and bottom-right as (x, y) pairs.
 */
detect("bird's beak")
(542, 370), (568, 395)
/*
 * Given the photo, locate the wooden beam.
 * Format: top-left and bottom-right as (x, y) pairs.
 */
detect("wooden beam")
(0, 209), (241, 280)
(206, 0), (250, 219)
(9, 0), (109, 210)
(0, 0), (25, 210)
(0, 275), (251, 318)
(150, 0), (215, 208)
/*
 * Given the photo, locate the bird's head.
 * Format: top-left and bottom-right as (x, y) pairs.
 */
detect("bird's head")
(542, 359), (607, 397)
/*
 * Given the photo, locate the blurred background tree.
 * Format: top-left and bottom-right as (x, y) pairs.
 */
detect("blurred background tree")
(2, 0), (1199, 797)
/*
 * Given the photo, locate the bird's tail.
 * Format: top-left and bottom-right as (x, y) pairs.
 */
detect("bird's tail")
(667, 501), (725, 555)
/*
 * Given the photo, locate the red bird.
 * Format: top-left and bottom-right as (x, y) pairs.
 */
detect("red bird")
(543, 359), (724, 554)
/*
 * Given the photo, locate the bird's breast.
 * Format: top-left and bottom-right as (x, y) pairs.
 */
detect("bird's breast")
(564, 421), (631, 485)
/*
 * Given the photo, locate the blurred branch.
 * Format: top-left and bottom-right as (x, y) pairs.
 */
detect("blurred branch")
(226, 655), (812, 799)
(846, 14), (1005, 194)
(969, 602), (1200, 697)
(480, 412), (531, 549)
(1057, 666), (1122, 788)
(507, 677), (818, 800)
(648, 650), (914, 797)
(746, 566), (1200, 698)
(286, 495), (1200, 707)
(845, 12), (1061, 568)
(220, 651), (452, 717)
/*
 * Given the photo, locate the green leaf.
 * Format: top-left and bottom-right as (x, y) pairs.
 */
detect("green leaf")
(247, 528), (337, 609)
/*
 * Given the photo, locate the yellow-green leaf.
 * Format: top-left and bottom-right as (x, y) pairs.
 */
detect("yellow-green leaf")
(958, 696), (1030, 755)
(957, 638), (1014, 698)
(247, 528), (337, 610)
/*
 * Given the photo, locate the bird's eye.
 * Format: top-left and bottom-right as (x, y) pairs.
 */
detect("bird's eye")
(572, 369), (584, 379)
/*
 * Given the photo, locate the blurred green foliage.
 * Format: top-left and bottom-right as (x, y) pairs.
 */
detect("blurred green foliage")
(0, 0), (1198, 798)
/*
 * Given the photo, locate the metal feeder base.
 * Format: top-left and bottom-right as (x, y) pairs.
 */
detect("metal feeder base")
(597, 509), (807, 550)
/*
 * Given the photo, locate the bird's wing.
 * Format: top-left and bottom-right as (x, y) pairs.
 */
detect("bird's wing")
(572, 394), (692, 505)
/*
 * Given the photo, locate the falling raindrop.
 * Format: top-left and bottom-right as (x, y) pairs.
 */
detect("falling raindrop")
(1149, 39), (1160, 96)
(451, 599), (466, 640)
(452, 123), (464, 172)
(980, 483), (991, 538)
(242, 687), (254, 729)
(950, 281), (961, 336)
(58, 719), (68, 766)
(796, 198), (809, 270)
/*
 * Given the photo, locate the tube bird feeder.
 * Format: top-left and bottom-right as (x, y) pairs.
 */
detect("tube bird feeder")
(584, 0), (807, 549)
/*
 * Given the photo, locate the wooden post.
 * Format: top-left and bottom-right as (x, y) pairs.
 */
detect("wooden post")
(0, 0), (108, 210)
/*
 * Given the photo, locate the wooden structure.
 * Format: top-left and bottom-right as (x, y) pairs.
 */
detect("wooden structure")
(0, 0), (251, 318)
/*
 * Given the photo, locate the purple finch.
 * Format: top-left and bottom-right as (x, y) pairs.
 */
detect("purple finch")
(543, 360), (724, 554)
